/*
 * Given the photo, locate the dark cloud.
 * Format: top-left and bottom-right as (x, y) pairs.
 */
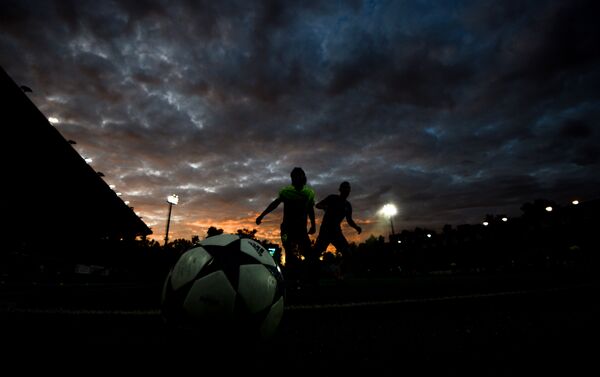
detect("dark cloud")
(1, 0), (598, 242)
(560, 119), (592, 139)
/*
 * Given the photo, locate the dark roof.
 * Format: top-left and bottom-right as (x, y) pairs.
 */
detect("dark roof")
(0, 66), (152, 249)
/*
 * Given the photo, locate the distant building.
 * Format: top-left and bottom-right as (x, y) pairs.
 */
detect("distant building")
(0, 66), (152, 255)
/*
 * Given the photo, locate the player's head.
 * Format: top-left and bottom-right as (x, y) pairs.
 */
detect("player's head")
(339, 181), (351, 198)
(290, 167), (307, 189)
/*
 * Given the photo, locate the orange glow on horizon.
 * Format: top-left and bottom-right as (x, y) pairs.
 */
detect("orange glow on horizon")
(148, 211), (283, 245)
(144, 209), (371, 250)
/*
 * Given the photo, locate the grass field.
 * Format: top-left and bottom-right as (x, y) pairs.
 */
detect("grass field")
(1, 270), (596, 374)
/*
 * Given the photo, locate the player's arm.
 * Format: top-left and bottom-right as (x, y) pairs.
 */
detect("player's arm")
(256, 198), (282, 225)
(315, 199), (326, 210)
(346, 206), (362, 234)
(315, 194), (332, 210)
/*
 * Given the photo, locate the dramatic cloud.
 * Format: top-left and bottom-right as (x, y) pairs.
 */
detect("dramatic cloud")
(2, 0), (599, 244)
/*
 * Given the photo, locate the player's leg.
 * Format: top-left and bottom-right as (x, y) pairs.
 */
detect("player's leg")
(281, 227), (300, 288)
(301, 231), (322, 287)
(331, 230), (349, 252)
(331, 231), (350, 279)
(313, 231), (330, 258)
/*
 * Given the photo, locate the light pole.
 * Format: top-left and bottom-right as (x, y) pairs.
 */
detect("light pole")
(379, 203), (398, 236)
(165, 194), (179, 246)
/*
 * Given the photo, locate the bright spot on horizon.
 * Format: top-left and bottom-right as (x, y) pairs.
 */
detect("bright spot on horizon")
(483, 221), (489, 226)
(379, 203), (397, 218)
(84, 157), (93, 163)
(572, 200), (579, 205)
(502, 217), (508, 222)
(48, 117), (59, 124)
(545, 206), (553, 212)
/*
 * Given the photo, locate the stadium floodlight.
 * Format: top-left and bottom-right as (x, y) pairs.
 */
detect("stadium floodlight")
(379, 203), (398, 236)
(165, 194), (179, 246)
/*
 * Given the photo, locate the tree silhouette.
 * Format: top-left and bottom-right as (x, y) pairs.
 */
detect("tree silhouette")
(206, 226), (224, 238)
(236, 228), (258, 239)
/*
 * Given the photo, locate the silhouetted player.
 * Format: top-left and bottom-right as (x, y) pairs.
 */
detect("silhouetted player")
(314, 181), (361, 272)
(256, 167), (316, 285)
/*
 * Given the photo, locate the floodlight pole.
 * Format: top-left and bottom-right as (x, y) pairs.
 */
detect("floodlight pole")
(165, 194), (179, 247)
(165, 202), (173, 246)
(389, 217), (395, 236)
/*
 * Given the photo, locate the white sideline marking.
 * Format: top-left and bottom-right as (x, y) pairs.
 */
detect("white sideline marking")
(1, 284), (588, 315)
(285, 286), (571, 311)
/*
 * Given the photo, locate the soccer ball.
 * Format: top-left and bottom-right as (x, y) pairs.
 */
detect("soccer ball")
(161, 234), (285, 340)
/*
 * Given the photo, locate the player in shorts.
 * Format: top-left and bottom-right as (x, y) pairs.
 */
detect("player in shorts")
(313, 181), (362, 278)
(256, 167), (316, 286)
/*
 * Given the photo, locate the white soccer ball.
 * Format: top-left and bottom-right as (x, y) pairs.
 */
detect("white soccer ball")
(161, 234), (285, 340)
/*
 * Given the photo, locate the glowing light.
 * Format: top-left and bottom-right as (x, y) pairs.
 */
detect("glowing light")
(48, 117), (59, 124)
(124, 201), (130, 205)
(572, 200), (579, 205)
(427, 233), (432, 238)
(109, 184), (116, 189)
(502, 217), (508, 222)
(167, 194), (179, 205)
(482, 221), (489, 226)
(84, 157), (93, 163)
(379, 204), (397, 218)
(545, 206), (553, 212)
(116, 192), (122, 196)
(379, 203), (398, 236)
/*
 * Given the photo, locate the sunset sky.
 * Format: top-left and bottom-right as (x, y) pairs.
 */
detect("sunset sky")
(1, 0), (599, 245)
